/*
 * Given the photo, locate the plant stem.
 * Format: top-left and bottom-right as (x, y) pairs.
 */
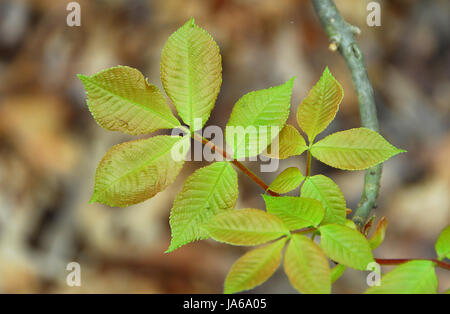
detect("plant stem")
(306, 149), (312, 177)
(375, 258), (450, 271)
(311, 0), (381, 229)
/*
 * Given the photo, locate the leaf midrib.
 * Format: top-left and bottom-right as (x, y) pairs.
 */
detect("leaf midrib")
(306, 178), (344, 223)
(313, 145), (393, 152)
(174, 163), (232, 241)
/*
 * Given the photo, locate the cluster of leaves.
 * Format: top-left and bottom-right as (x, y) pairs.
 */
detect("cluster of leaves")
(79, 18), (449, 294)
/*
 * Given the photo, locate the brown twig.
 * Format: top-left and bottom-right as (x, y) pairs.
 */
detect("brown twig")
(375, 258), (450, 271)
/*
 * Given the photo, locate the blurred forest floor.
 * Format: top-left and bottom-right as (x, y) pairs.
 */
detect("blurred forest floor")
(0, 0), (448, 293)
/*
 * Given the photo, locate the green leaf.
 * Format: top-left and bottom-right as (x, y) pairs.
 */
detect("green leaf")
(319, 224), (374, 270)
(91, 135), (186, 207)
(331, 264), (346, 284)
(225, 78), (295, 158)
(301, 175), (346, 225)
(284, 234), (331, 294)
(368, 217), (388, 250)
(268, 167), (305, 194)
(265, 124), (307, 159)
(262, 195), (324, 231)
(160, 18), (222, 131)
(78, 66), (180, 135)
(311, 128), (406, 170)
(204, 209), (290, 246)
(167, 162), (238, 252)
(224, 238), (287, 294)
(435, 225), (450, 260)
(365, 260), (438, 294)
(296, 67), (343, 143)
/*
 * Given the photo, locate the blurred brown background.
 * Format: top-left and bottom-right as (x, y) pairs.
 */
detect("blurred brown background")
(0, 0), (448, 293)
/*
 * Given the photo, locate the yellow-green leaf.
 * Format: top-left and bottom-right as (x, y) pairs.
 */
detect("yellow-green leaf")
(204, 209), (289, 246)
(435, 225), (450, 260)
(365, 260), (438, 294)
(91, 135), (186, 207)
(262, 195), (324, 231)
(265, 124), (307, 159)
(225, 78), (295, 158)
(160, 18), (222, 131)
(311, 128), (406, 170)
(284, 234), (331, 294)
(224, 238), (287, 294)
(296, 67), (343, 143)
(369, 217), (388, 250)
(268, 167), (305, 194)
(167, 162), (238, 252)
(301, 175), (346, 225)
(78, 66), (180, 135)
(319, 224), (374, 270)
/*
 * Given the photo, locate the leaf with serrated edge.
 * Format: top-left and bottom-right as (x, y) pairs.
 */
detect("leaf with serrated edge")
(435, 225), (450, 260)
(301, 175), (346, 225)
(91, 135), (186, 207)
(311, 128), (406, 170)
(297, 67), (343, 143)
(263, 195), (324, 231)
(224, 237), (287, 294)
(78, 66), (180, 135)
(268, 167), (305, 194)
(204, 209), (289, 246)
(368, 217), (388, 250)
(365, 260), (438, 294)
(160, 18), (222, 131)
(167, 162), (238, 252)
(319, 224), (374, 270)
(265, 124), (307, 159)
(226, 78), (295, 158)
(284, 234), (331, 294)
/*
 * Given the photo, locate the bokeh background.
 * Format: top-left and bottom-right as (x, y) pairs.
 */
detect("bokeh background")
(0, 0), (448, 293)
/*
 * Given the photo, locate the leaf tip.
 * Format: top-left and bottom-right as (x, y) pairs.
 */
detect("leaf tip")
(187, 17), (195, 27)
(165, 244), (176, 254)
(77, 73), (89, 83)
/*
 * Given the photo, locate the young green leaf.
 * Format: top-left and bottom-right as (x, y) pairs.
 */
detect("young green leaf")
(225, 78), (295, 158)
(204, 209), (289, 246)
(262, 195), (324, 230)
(268, 167), (305, 194)
(301, 175), (346, 225)
(224, 238), (287, 294)
(368, 217), (388, 250)
(296, 67), (343, 143)
(265, 124), (307, 159)
(435, 225), (450, 260)
(330, 264), (346, 284)
(365, 260), (438, 294)
(284, 234), (331, 294)
(91, 135), (186, 207)
(78, 66), (180, 135)
(160, 18), (222, 131)
(311, 128), (406, 170)
(319, 224), (374, 270)
(167, 162), (238, 252)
